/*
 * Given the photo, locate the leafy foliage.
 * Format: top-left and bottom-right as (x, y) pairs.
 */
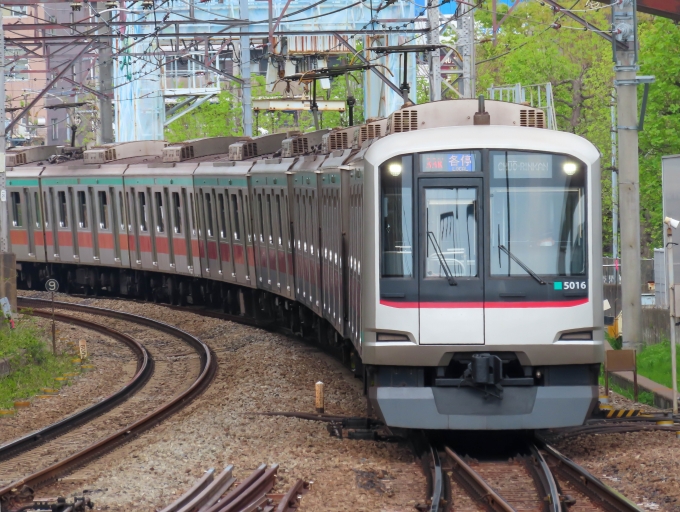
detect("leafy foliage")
(165, 70), (365, 143)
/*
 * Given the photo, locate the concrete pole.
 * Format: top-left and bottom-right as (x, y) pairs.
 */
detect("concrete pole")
(240, 0), (253, 137)
(611, 93), (618, 265)
(426, 0), (441, 102)
(664, 220), (678, 414)
(457, 8), (475, 98)
(614, 0), (641, 351)
(97, 3), (114, 144)
(0, 5), (7, 255)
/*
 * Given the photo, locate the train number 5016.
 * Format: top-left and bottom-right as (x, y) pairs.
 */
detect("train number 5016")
(564, 281), (587, 290)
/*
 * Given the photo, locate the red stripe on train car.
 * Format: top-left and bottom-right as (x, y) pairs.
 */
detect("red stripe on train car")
(45, 231), (53, 246)
(127, 235), (136, 251)
(268, 249), (277, 272)
(173, 238), (187, 257)
(192, 239), (200, 257)
(277, 251), (286, 274)
(247, 245), (255, 265)
(98, 232), (114, 250)
(33, 232), (45, 247)
(219, 243), (231, 262)
(155, 236), (169, 254)
(77, 232), (93, 248)
(138, 235), (153, 252)
(120, 234), (129, 251)
(379, 299), (589, 309)
(233, 244), (245, 264)
(58, 231), (73, 246)
(207, 240), (218, 260)
(10, 230), (28, 245)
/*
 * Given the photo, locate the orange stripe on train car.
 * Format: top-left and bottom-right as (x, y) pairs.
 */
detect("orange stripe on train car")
(98, 232), (114, 250)
(173, 238), (187, 257)
(10, 230), (28, 245)
(219, 242), (231, 263)
(155, 236), (169, 254)
(58, 231), (73, 246)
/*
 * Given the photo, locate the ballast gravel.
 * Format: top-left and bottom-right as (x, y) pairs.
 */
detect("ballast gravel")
(25, 293), (425, 512)
(554, 389), (680, 512)
(0, 315), (137, 444)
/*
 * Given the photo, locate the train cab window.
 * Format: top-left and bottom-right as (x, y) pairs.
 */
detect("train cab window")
(98, 191), (109, 230)
(155, 191), (165, 233)
(10, 192), (22, 227)
(276, 194), (283, 246)
(58, 191), (68, 228)
(424, 187), (478, 278)
(266, 194), (274, 244)
(218, 193), (227, 239)
(138, 191), (148, 231)
(77, 190), (88, 228)
(380, 155), (414, 278)
(34, 192), (41, 228)
(43, 191), (49, 227)
(490, 151), (587, 277)
(119, 191), (126, 230)
(172, 192), (182, 234)
(231, 194), (240, 241)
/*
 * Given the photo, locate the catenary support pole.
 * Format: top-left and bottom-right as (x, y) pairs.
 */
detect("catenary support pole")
(611, 91), (619, 317)
(614, 0), (642, 351)
(665, 220), (678, 414)
(426, 0), (441, 101)
(240, 0), (252, 137)
(97, 3), (114, 144)
(0, 4), (7, 255)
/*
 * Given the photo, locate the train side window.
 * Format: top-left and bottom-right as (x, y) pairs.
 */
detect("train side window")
(231, 194), (240, 241)
(118, 191), (126, 230)
(58, 191), (68, 228)
(34, 192), (41, 228)
(155, 191), (165, 233)
(189, 193), (197, 235)
(266, 193), (274, 244)
(139, 191), (148, 231)
(10, 192), (22, 227)
(257, 193), (265, 243)
(380, 155), (413, 278)
(43, 191), (49, 227)
(205, 193), (214, 238)
(172, 192), (182, 234)
(218, 193), (226, 239)
(77, 190), (88, 228)
(276, 194), (283, 246)
(98, 191), (109, 230)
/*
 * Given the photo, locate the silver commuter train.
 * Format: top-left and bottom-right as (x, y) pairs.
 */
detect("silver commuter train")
(5, 98), (603, 430)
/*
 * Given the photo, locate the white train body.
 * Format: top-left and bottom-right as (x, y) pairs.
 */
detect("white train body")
(6, 98), (603, 430)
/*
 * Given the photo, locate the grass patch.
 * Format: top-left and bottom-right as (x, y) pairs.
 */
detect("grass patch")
(0, 316), (74, 409)
(636, 340), (680, 390)
(599, 373), (656, 406)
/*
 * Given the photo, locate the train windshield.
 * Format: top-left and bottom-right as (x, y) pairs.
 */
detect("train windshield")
(490, 151), (586, 277)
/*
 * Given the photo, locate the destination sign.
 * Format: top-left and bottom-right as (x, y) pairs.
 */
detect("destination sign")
(421, 152), (477, 172)
(493, 153), (552, 179)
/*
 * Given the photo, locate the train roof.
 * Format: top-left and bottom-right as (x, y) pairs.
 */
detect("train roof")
(194, 160), (254, 176)
(124, 162), (199, 175)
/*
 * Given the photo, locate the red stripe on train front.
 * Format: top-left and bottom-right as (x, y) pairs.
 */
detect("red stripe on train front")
(380, 298), (589, 308)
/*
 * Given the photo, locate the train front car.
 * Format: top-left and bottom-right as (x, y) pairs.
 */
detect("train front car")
(360, 100), (603, 430)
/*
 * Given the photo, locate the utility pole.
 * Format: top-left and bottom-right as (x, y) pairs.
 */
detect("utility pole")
(457, 7), (475, 98)
(97, 2), (114, 144)
(426, 0), (441, 102)
(240, 0), (253, 137)
(611, 91), (619, 318)
(0, 5), (7, 254)
(614, 0), (641, 351)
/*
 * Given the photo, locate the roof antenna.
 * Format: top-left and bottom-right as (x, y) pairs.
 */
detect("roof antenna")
(474, 95), (490, 125)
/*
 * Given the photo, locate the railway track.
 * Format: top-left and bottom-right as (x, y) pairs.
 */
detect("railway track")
(0, 297), (216, 511)
(424, 436), (642, 512)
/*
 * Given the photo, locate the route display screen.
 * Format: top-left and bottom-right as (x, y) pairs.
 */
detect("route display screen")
(420, 152), (479, 173)
(493, 152), (553, 179)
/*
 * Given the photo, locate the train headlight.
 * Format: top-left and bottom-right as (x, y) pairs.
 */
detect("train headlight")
(563, 162), (578, 175)
(388, 163), (403, 177)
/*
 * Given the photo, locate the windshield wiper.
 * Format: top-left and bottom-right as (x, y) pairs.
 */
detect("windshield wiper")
(499, 245), (547, 285)
(427, 231), (457, 286)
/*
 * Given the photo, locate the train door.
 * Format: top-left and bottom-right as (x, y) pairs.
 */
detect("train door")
(88, 188), (101, 262)
(417, 177), (484, 345)
(217, 190), (235, 281)
(23, 189), (36, 257)
(47, 188), (59, 261)
(109, 188), (122, 263)
(128, 188), (142, 266)
(164, 188), (176, 270)
(68, 188), (79, 260)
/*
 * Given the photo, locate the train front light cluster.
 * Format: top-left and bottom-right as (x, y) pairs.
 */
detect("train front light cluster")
(388, 163), (403, 177)
(563, 162), (578, 175)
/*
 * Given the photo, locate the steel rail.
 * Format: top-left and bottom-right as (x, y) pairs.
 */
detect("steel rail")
(275, 479), (308, 512)
(540, 443), (643, 512)
(0, 304), (152, 463)
(528, 444), (561, 512)
(429, 446), (444, 512)
(444, 446), (515, 512)
(0, 297), (217, 506)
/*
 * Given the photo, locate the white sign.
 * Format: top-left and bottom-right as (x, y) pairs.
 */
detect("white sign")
(0, 190), (5, 202)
